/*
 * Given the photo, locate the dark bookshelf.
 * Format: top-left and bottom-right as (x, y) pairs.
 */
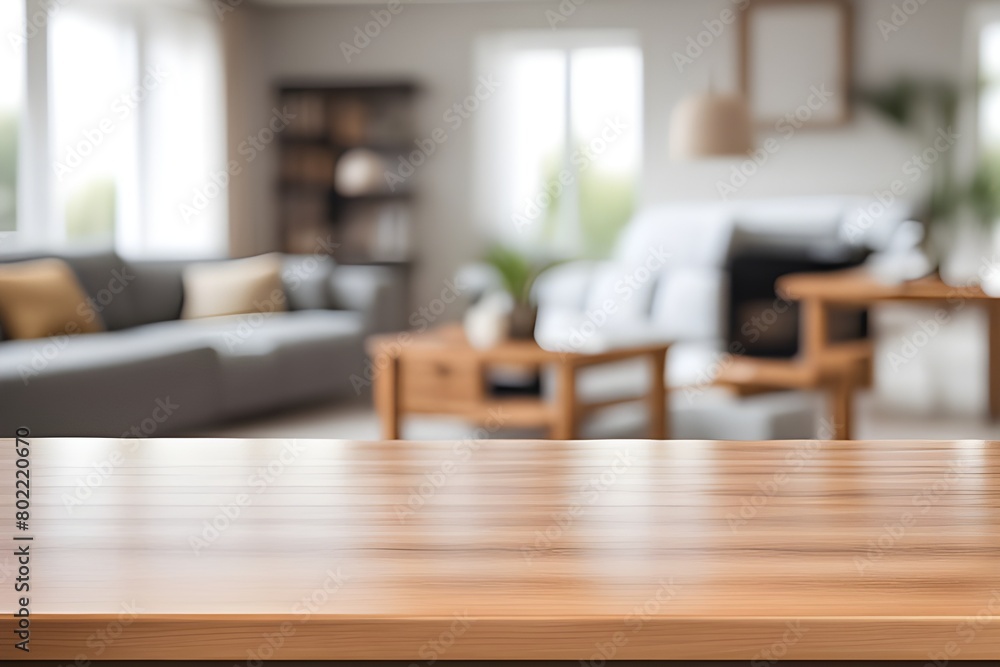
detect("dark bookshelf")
(275, 81), (419, 265)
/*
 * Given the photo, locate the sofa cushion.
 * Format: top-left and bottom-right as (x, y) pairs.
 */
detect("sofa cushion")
(118, 310), (366, 416)
(0, 329), (224, 436)
(126, 260), (187, 325)
(0, 258), (105, 340)
(181, 253), (288, 320)
(615, 202), (734, 268)
(0, 250), (161, 332)
(532, 260), (599, 311)
(0, 348), (223, 438)
(584, 261), (658, 322)
(282, 255), (336, 311)
(59, 252), (142, 330)
(649, 268), (727, 342)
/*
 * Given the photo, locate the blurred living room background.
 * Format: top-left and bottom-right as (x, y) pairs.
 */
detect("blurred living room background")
(3, 0), (1000, 441)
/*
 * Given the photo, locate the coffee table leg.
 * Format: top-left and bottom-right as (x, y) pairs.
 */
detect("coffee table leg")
(553, 363), (577, 440)
(829, 373), (853, 440)
(989, 302), (1000, 421)
(649, 349), (668, 439)
(375, 355), (401, 439)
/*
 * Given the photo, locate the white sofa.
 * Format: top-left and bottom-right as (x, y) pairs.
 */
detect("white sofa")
(533, 196), (912, 440)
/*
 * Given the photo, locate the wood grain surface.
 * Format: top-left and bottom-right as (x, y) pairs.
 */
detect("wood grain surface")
(778, 268), (993, 303)
(1, 438), (998, 661)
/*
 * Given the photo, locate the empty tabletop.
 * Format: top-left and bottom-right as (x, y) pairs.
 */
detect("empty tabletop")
(1, 437), (998, 660)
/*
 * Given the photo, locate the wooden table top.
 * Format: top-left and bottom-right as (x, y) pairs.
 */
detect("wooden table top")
(778, 268), (994, 304)
(2, 438), (999, 661)
(367, 323), (670, 366)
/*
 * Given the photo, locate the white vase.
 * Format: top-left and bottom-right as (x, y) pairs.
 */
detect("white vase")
(463, 292), (512, 349)
(938, 210), (993, 288)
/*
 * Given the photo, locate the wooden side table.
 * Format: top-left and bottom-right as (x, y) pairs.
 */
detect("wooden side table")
(365, 324), (670, 440)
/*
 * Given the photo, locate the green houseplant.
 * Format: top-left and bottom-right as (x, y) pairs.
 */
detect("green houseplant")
(482, 245), (554, 339)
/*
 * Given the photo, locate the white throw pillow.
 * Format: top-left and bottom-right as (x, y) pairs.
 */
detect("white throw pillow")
(181, 253), (288, 320)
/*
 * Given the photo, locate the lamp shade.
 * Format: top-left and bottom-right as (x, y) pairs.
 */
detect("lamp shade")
(669, 93), (754, 159)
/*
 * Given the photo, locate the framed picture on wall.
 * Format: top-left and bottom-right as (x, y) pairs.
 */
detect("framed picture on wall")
(740, 0), (853, 127)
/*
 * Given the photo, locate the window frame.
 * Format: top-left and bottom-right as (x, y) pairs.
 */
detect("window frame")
(474, 30), (643, 258)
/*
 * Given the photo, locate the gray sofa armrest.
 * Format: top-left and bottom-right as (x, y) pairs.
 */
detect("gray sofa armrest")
(327, 265), (405, 334)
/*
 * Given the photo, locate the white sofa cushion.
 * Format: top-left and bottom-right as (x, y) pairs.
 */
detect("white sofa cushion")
(584, 261), (658, 321)
(649, 268), (727, 342)
(614, 203), (734, 269)
(532, 260), (599, 311)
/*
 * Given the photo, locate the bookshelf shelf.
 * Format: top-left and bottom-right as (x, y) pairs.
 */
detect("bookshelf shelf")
(276, 81), (419, 265)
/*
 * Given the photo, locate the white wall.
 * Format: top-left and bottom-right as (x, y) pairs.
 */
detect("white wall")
(230, 0), (978, 311)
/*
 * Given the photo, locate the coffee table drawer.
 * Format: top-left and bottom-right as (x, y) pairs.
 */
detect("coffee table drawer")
(399, 357), (482, 411)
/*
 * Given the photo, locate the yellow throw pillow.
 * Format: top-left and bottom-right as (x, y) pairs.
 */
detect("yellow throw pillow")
(181, 253), (288, 320)
(0, 258), (105, 340)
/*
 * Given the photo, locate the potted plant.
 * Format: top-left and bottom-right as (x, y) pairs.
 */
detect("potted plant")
(459, 246), (554, 347)
(484, 245), (551, 339)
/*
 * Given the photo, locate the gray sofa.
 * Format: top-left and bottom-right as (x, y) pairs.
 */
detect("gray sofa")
(0, 251), (402, 437)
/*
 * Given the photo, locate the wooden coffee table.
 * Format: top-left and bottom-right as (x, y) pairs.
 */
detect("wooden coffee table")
(3, 437), (998, 661)
(365, 324), (670, 439)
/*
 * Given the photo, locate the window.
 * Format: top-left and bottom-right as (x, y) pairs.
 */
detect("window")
(981, 22), (1000, 158)
(476, 32), (642, 258)
(50, 7), (137, 246)
(5, 0), (225, 258)
(0, 1), (24, 236)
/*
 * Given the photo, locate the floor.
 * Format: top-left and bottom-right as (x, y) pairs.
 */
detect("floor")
(195, 391), (1000, 442)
